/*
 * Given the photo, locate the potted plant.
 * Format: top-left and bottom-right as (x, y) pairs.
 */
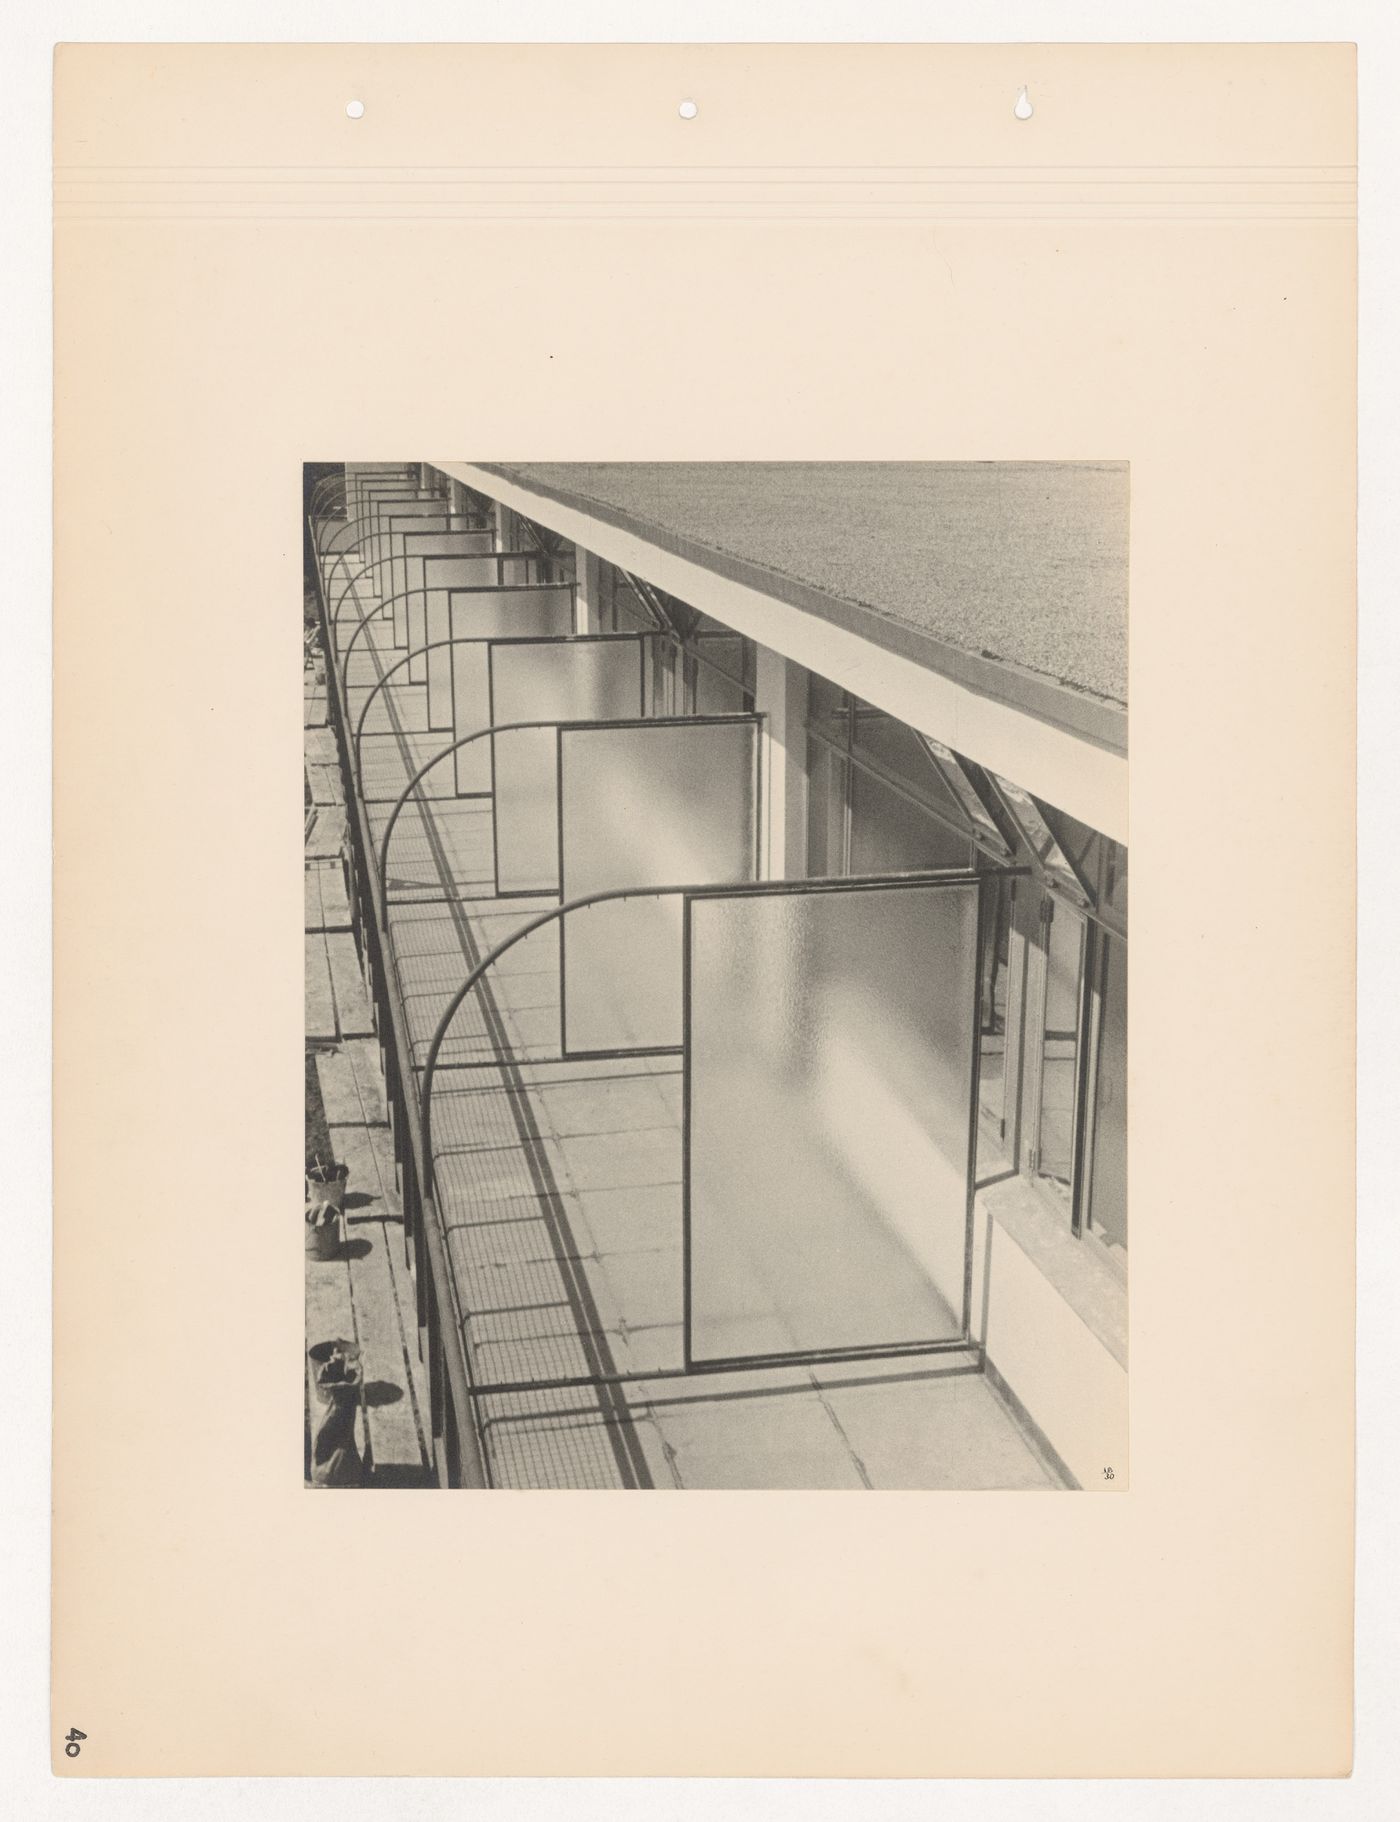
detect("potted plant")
(307, 1338), (364, 1487)
(305, 1151), (349, 1259)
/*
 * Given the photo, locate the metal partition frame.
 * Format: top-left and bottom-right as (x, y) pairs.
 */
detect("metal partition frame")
(378, 504), (456, 616)
(319, 495), (427, 613)
(680, 871), (988, 1374)
(334, 466), (413, 544)
(320, 489), (437, 620)
(309, 467), (356, 524)
(447, 579), (579, 621)
(351, 625), (596, 800)
(352, 635), (494, 798)
(372, 634), (651, 902)
(376, 715), (579, 909)
(384, 515), (461, 664)
(411, 544), (543, 726)
(364, 489), (439, 589)
(555, 714), (763, 1059)
(447, 583), (580, 794)
(415, 866), (1022, 1402)
(487, 635), (648, 899)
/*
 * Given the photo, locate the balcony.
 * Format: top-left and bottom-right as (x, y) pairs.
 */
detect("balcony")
(304, 463), (1090, 1490)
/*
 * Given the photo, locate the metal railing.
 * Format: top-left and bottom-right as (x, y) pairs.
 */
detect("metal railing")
(308, 516), (489, 1488)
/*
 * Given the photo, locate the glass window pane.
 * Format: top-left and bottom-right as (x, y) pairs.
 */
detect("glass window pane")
(806, 672), (849, 741)
(994, 774), (1095, 908)
(489, 638), (645, 895)
(448, 587), (575, 793)
(559, 718), (759, 1052)
(1036, 798), (1103, 905)
(917, 737), (1016, 857)
(1037, 898), (1085, 1210)
(686, 879), (979, 1363)
(851, 710), (966, 822)
(613, 576), (658, 635)
(849, 765), (972, 873)
(693, 634), (750, 714)
(805, 737), (847, 878)
(977, 874), (1015, 1161)
(1088, 933), (1127, 1255)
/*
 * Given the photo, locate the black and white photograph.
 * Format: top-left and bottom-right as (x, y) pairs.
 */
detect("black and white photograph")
(304, 461), (1129, 1491)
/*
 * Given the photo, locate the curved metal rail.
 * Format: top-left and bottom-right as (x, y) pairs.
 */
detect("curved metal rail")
(376, 717), (574, 909)
(318, 492), (449, 610)
(337, 563), (545, 694)
(419, 882), (693, 1196)
(317, 505), (408, 624)
(323, 515), (496, 632)
(351, 630), (477, 793)
(336, 583), (451, 690)
(351, 629), (601, 795)
(416, 865), (1001, 1198)
(307, 471), (350, 522)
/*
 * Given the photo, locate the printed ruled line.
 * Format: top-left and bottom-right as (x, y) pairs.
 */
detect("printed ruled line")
(53, 213), (1358, 224)
(52, 177), (1359, 186)
(53, 161), (1361, 171)
(51, 163), (1357, 225)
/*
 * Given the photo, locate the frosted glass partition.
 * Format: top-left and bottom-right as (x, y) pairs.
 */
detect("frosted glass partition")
(448, 586), (576, 794)
(346, 468), (413, 519)
(418, 550), (543, 728)
(352, 489), (421, 581)
(685, 877), (980, 1365)
(375, 495), (443, 569)
(558, 717), (760, 1054)
(488, 637), (646, 896)
(386, 516), (456, 668)
(369, 497), (443, 622)
(343, 464), (410, 532)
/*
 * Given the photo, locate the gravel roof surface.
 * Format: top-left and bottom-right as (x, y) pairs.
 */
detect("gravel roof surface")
(498, 462), (1128, 707)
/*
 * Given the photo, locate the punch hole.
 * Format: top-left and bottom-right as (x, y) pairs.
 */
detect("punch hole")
(678, 99), (698, 120)
(346, 99), (365, 120)
(1014, 86), (1033, 121)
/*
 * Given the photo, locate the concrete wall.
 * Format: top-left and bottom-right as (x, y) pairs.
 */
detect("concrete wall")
(971, 1201), (1128, 1489)
(574, 545), (602, 635)
(754, 648), (808, 880)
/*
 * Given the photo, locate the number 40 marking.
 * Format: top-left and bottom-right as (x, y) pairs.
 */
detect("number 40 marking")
(64, 1728), (86, 1759)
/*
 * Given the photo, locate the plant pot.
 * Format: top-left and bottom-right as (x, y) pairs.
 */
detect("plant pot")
(305, 1205), (343, 1260)
(305, 1160), (349, 1259)
(307, 1339), (364, 1487)
(306, 1159), (348, 1212)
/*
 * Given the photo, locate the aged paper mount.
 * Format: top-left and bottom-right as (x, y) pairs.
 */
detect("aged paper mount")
(52, 42), (1354, 1778)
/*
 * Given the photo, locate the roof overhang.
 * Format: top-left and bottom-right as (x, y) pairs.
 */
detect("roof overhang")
(433, 461), (1128, 843)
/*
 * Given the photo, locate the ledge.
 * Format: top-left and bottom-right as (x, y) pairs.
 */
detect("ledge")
(977, 1171), (1128, 1369)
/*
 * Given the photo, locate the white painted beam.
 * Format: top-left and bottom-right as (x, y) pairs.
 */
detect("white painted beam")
(431, 462), (1128, 842)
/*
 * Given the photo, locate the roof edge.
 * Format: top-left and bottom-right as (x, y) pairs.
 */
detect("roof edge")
(475, 462), (1128, 759)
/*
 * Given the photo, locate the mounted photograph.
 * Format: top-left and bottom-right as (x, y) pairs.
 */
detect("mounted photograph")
(303, 460), (1128, 1491)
